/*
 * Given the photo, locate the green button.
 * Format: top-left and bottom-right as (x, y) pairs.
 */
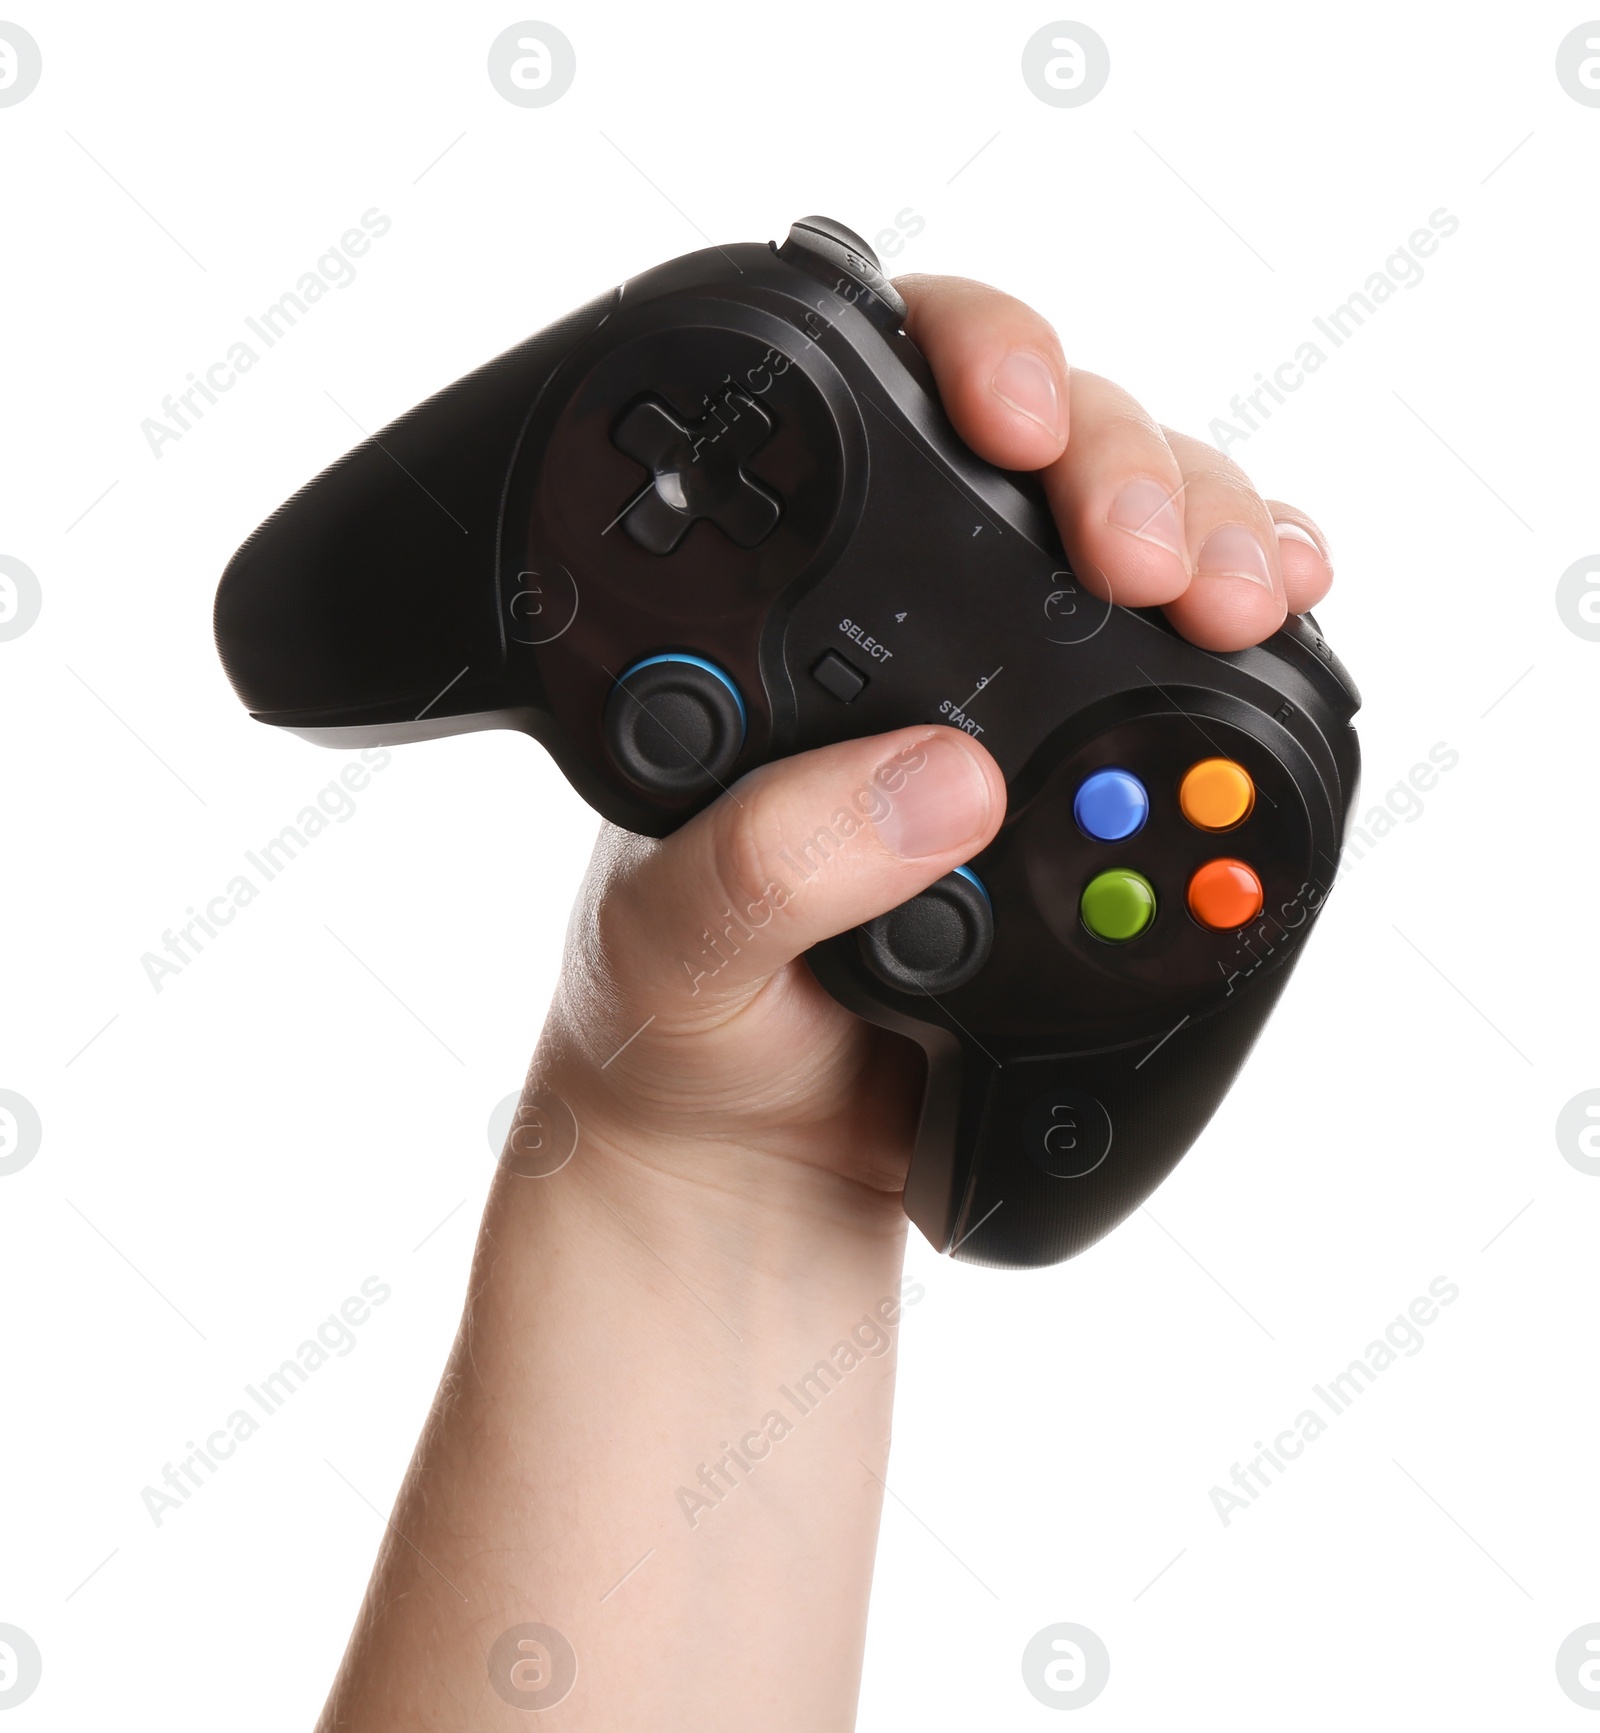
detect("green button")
(1080, 868), (1157, 942)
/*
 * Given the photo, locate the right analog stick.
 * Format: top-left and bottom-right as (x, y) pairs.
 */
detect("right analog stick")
(857, 867), (994, 995)
(603, 653), (746, 798)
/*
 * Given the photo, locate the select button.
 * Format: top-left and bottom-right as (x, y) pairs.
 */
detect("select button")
(812, 650), (868, 703)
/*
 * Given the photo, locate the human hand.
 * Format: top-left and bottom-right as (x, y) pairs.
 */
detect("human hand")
(324, 279), (1345, 1733)
(528, 274), (1336, 1247)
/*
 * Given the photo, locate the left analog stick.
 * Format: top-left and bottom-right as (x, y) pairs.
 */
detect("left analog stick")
(603, 654), (746, 797)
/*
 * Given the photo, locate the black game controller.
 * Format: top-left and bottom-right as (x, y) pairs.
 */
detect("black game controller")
(214, 216), (1360, 1269)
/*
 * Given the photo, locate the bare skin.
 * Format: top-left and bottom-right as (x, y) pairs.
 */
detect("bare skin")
(316, 275), (1334, 1731)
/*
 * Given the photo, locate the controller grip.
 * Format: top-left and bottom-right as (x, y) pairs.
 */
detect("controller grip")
(213, 287), (617, 729)
(895, 974), (1295, 1268)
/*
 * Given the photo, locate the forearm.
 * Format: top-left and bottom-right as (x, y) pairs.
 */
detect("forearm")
(292, 241), (1333, 1730)
(318, 1126), (910, 1731)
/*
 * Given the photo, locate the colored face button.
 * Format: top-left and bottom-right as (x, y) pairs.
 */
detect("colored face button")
(1179, 758), (1255, 831)
(1080, 868), (1157, 942)
(1073, 769), (1149, 841)
(1187, 858), (1264, 930)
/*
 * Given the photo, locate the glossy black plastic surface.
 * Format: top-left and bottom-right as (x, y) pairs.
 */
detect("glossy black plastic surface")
(215, 216), (1361, 1267)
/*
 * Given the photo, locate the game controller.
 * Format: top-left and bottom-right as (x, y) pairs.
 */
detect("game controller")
(214, 215), (1360, 1268)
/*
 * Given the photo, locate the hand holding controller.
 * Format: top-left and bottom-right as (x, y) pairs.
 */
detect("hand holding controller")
(214, 217), (1359, 1267)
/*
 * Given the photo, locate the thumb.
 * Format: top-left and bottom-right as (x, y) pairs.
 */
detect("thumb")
(602, 726), (1005, 1014)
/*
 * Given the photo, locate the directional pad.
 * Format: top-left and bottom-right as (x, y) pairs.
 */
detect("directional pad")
(611, 393), (782, 555)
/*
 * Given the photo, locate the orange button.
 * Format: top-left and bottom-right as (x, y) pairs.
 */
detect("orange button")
(1179, 758), (1255, 831)
(1188, 858), (1263, 930)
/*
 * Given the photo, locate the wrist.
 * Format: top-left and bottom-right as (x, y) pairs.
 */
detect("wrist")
(500, 1130), (907, 1302)
(524, 1029), (907, 1249)
(490, 1077), (910, 1332)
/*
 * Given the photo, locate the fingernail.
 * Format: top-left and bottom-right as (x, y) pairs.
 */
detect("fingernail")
(1197, 523), (1274, 591)
(991, 350), (1063, 438)
(874, 735), (993, 859)
(1275, 520), (1330, 570)
(1106, 477), (1186, 562)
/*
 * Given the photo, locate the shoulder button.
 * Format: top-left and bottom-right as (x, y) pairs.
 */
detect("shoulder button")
(777, 214), (908, 330)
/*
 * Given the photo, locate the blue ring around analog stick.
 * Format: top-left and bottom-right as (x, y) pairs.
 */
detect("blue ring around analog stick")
(953, 864), (991, 903)
(1073, 768), (1149, 842)
(617, 652), (747, 737)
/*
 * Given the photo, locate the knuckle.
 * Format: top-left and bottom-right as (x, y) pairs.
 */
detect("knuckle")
(706, 780), (803, 938)
(1189, 463), (1269, 520)
(587, 873), (640, 988)
(1030, 310), (1066, 360)
(1093, 403), (1171, 455)
(584, 832), (663, 979)
(714, 794), (782, 920)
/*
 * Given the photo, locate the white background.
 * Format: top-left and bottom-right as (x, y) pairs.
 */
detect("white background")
(2, 1), (1598, 1726)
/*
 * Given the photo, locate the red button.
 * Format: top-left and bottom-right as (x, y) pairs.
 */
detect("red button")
(1187, 858), (1263, 930)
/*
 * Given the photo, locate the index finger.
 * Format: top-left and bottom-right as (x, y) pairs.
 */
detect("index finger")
(895, 274), (1071, 471)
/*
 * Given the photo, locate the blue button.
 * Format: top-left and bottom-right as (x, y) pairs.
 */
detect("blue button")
(1073, 769), (1148, 841)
